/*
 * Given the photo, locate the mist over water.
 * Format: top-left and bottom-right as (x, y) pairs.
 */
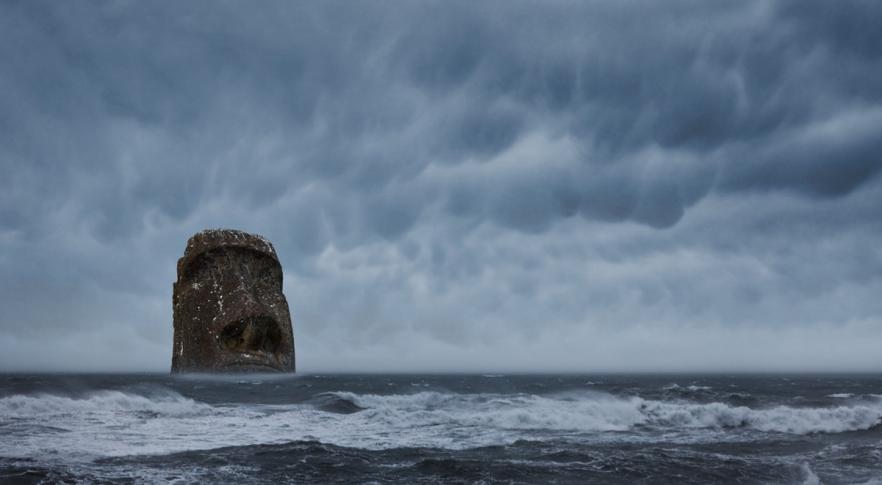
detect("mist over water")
(2, 374), (882, 483)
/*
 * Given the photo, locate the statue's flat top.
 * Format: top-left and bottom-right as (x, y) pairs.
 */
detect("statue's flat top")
(177, 229), (278, 276)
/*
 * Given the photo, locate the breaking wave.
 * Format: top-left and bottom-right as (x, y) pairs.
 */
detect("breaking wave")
(0, 390), (211, 418)
(338, 390), (882, 436)
(1, 388), (881, 461)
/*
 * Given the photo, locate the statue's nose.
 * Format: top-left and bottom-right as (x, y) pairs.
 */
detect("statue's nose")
(226, 280), (270, 314)
(218, 280), (280, 353)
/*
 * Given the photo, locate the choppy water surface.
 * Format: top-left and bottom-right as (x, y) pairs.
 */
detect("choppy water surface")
(1, 374), (881, 483)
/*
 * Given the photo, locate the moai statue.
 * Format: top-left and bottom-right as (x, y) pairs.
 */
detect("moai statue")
(171, 229), (295, 373)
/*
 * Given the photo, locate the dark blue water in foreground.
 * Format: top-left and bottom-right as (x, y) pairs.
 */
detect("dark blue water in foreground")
(1, 374), (881, 484)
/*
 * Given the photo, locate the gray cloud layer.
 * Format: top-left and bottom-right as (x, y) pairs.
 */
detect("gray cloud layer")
(1, 0), (881, 372)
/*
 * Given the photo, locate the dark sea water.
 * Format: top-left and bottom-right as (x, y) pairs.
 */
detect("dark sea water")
(1, 374), (882, 484)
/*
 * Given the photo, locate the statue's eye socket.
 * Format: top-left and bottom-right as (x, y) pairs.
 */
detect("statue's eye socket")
(184, 255), (215, 282)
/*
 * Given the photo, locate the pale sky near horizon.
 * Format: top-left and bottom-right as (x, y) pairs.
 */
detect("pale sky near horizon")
(2, 0), (881, 372)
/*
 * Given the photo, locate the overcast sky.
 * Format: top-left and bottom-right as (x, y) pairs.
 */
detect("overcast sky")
(1, 0), (881, 372)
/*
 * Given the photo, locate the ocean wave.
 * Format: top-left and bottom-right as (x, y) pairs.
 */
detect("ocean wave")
(0, 390), (211, 419)
(335, 390), (645, 433)
(2, 388), (881, 461)
(306, 392), (364, 414)
(334, 390), (882, 436)
(638, 399), (882, 434)
(663, 383), (712, 392)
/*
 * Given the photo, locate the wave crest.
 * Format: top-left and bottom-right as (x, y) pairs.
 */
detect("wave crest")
(0, 389), (210, 418)
(333, 390), (882, 435)
(640, 399), (882, 434)
(2, 388), (880, 460)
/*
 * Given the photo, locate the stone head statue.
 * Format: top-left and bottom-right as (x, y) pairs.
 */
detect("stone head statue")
(171, 229), (295, 373)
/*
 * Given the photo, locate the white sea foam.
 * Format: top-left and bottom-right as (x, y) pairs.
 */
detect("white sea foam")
(0, 390), (211, 418)
(663, 383), (712, 391)
(799, 463), (821, 485)
(637, 399), (882, 434)
(687, 385), (712, 391)
(1, 388), (880, 462)
(339, 390), (882, 436)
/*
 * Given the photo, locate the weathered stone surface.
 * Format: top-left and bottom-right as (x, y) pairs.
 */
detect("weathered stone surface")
(171, 229), (295, 373)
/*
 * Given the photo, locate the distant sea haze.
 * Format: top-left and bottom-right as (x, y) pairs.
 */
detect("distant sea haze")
(2, 374), (882, 483)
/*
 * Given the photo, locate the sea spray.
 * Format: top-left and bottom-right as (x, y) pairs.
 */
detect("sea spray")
(3, 374), (882, 483)
(336, 390), (882, 436)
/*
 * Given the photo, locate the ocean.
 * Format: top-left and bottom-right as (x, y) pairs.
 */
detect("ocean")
(1, 374), (881, 484)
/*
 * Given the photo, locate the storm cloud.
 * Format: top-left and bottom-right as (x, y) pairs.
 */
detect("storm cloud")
(1, 0), (881, 372)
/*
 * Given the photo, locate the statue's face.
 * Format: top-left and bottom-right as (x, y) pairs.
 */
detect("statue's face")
(173, 245), (294, 372)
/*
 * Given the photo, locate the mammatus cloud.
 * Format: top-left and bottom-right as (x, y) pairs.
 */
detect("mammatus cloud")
(1, 0), (880, 371)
